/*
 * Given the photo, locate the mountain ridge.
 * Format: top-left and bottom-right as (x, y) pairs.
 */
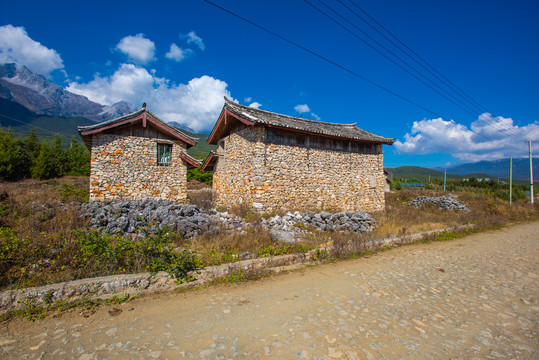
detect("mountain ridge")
(0, 63), (137, 122)
(432, 158), (538, 181)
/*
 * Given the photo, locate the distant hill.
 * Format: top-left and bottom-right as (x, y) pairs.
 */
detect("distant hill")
(168, 121), (195, 134)
(185, 132), (216, 161)
(386, 166), (492, 182)
(435, 158), (539, 181)
(387, 164), (536, 185)
(0, 97), (94, 142)
(0, 97), (216, 159)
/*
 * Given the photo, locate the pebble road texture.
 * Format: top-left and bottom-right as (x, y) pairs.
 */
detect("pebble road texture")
(1, 222), (538, 359)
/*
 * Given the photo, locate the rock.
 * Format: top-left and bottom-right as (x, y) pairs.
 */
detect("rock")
(139, 279), (150, 289)
(252, 202), (264, 210)
(410, 196), (470, 212)
(270, 229), (298, 244)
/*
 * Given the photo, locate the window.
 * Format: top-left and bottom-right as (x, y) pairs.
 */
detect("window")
(157, 143), (172, 165)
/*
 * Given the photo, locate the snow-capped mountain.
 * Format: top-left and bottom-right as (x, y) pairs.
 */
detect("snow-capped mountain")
(0, 63), (137, 122)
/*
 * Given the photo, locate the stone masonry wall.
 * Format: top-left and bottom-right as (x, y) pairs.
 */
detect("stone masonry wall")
(89, 134), (187, 202)
(213, 126), (387, 212)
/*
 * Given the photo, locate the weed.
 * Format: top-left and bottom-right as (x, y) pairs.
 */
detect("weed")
(0, 293), (138, 323)
(210, 268), (269, 286)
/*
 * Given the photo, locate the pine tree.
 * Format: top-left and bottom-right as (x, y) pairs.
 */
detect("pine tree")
(0, 129), (27, 180)
(65, 136), (90, 176)
(31, 135), (65, 179)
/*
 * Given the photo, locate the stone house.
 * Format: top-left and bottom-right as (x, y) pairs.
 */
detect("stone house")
(202, 98), (394, 212)
(78, 105), (200, 202)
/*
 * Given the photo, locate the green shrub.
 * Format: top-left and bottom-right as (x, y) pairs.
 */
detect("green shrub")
(495, 190), (510, 201)
(187, 168), (213, 185)
(513, 187), (527, 200)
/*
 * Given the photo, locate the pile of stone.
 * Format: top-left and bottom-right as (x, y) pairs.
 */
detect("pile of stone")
(80, 201), (245, 239)
(80, 201), (377, 242)
(261, 210), (376, 244)
(410, 196), (470, 212)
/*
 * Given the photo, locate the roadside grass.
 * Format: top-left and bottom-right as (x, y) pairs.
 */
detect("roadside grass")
(0, 178), (537, 294)
(0, 293), (137, 323)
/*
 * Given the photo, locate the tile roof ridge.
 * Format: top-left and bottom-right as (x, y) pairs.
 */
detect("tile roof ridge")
(224, 97), (359, 127)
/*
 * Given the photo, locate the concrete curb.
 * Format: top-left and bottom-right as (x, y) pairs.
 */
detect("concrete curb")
(0, 224), (473, 314)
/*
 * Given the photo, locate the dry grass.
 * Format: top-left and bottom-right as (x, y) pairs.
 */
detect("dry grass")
(0, 177), (89, 239)
(375, 189), (538, 238)
(0, 179), (537, 291)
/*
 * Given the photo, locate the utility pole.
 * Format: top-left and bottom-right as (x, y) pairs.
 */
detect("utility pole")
(443, 169), (447, 192)
(509, 156), (512, 205)
(530, 141), (534, 204)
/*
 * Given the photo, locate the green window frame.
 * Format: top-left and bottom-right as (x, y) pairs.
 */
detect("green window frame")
(157, 143), (172, 166)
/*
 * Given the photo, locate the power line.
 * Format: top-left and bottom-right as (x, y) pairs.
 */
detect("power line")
(343, 0), (529, 142)
(0, 113), (61, 136)
(324, 0), (528, 142)
(201, 0), (531, 152)
(346, 0), (488, 113)
(202, 0), (443, 118)
(306, 0), (485, 119)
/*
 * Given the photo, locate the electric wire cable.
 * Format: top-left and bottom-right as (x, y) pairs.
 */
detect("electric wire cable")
(0, 113), (61, 136)
(347, 0), (487, 113)
(344, 0), (529, 141)
(201, 0), (531, 152)
(307, 0), (485, 118)
(316, 0), (529, 142)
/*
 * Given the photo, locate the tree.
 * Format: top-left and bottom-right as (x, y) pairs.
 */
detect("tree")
(187, 168), (213, 185)
(0, 129), (27, 180)
(31, 135), (65, 179)
(64, 136), (90, 176)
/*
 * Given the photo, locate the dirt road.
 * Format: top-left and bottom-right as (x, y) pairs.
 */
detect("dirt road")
(2, 222), (538, 359)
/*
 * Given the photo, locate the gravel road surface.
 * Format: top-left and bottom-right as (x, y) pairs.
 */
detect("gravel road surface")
(2, 222), (538, 359)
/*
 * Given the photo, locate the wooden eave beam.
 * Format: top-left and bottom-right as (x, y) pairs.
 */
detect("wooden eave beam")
(207, 108), (256, 144)
(201, 151), (217, 171)
(179, 152), (201, 168)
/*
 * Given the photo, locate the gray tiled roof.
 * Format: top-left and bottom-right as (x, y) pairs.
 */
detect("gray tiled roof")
(77, 108), (145, 132)
(77, 107), (198, 144)
(224, 98), (394, 144)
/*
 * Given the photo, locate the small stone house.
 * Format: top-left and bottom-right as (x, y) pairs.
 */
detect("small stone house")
(202, 98), (394, 212)
(78, 105), (200, 202)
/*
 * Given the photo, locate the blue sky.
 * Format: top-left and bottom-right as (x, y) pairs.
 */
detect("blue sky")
(1, 0), (538, 168)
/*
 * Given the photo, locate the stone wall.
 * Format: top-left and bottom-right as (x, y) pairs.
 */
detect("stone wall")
(213, 125), (387, 212)
(89, 134), (188, 202)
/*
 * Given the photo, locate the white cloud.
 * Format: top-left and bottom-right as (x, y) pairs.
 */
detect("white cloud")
(165, 43), (192, 62)
(182, 31), (205, 50)
(249, 102), (262, 109)
(311, 112), (320, 120)
(67, 64), (231, 132)
(244, 97), (252, 103)
(0, 25), (63, 76)
(294, 104), (310, 113)
(116, 34), (156, 65)
(394, 114), (539, 161)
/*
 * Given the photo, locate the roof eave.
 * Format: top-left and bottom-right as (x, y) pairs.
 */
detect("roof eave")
(179, 151), (201, 168)
(78, 108), (197, 147)
(207, 106), (256, 145)
(201, 151), (217, 171)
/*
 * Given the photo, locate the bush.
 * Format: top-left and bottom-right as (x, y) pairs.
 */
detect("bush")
(0, 129), (90, 181)
(187, 168), (213, 185)
(494, 190), (510, 201)
(513, 187), (527, 201)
